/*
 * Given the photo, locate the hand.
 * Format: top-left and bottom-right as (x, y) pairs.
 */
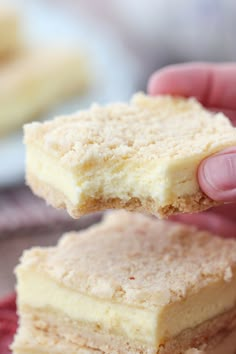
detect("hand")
(147, 63), (236, 237)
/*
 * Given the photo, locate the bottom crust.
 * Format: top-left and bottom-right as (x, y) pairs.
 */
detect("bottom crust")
(12, 305), (236, 354)
(27, 172), (218, 219)
(13, 328), (236, 354)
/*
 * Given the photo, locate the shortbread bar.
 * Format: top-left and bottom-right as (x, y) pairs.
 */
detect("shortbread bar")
(25, 94), (236, 218)
(12, 211), (236, 354)
(0, 48), (89, 135)
(0, 7), (21, 59)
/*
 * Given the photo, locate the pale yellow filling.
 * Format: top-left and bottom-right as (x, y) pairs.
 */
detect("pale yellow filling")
(26, 145), (203, 207)
(17, 270), (236, 348)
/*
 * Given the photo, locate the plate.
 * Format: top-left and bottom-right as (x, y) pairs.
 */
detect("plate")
(0, 0), (138, 188)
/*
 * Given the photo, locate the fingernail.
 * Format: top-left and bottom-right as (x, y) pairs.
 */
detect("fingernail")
(201, 152), (236, 192)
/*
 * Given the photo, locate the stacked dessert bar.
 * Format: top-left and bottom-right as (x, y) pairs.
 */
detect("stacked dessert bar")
(12, 94), (236, 353)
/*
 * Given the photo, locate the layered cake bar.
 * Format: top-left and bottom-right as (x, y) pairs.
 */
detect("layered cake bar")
(12, 211), (236, 353)
(24, 94), (236, 218)
(0, 48), (89, 135)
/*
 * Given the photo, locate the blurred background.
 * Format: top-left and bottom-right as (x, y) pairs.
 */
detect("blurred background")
(1, 0), (236, 296)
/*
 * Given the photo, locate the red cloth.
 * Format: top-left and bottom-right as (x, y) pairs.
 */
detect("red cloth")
(0, 294), (17, 354)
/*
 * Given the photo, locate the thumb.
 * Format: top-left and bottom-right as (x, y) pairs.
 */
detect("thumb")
(198, 147), (236, 202)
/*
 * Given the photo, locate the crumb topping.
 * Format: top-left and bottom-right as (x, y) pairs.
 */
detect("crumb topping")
(18, 211), (236, 308)
(24, 94), (236, 168)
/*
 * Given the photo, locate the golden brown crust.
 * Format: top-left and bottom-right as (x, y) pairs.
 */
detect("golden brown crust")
(27, 172), (219, 219)
(14, 305), (236, 354)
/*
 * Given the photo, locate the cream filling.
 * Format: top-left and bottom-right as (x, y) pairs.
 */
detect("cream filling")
(26, 145), (204, 207)
(17, 270), (236, 348)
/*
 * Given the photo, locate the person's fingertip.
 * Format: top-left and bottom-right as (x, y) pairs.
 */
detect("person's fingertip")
(147, 71), (162, 95)
(147, 64), (202, 97)
(198, 148), (236, 202)
(147, 66), (181, 95)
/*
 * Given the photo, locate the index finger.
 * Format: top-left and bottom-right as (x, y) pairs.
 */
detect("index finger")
(148, 63), (236, 112)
